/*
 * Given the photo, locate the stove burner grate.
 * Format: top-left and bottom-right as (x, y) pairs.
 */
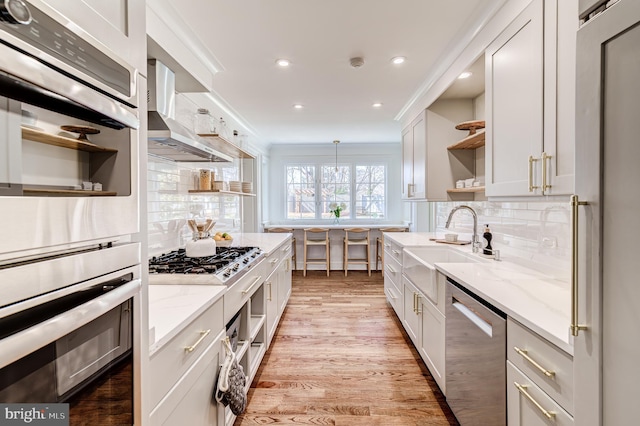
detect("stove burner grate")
(149, 247), (259, 275)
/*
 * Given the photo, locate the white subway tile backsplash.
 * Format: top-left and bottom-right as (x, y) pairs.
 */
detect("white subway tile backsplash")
(147, 156), (241, 257)
(435, 200), (570, 279)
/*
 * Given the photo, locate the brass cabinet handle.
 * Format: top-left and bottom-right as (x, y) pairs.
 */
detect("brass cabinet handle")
(285, 258), (290, 272)
(571, 195), (589, 336)
(528, 155), (539, 192)
(184, 329), (211, 353)
(267, 282), (272, 301)
(415, 293), (421, 315)
(413, 292), (417, 313)
(514, 382), (556, 420)
(514, 346), (555, 377)
(392, 249), (401, 256)
(386, 264), (397, 274)
(541, 152), (552, 191)
(270, 257), (279, 265)
(241, 275), (263, 295)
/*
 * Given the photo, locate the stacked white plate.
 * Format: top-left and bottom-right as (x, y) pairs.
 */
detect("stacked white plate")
(242, 182), (253, 193)
(229, 181), (242, 192)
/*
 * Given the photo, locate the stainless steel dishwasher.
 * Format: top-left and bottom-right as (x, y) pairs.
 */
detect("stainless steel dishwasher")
(445, 278), (506, 426)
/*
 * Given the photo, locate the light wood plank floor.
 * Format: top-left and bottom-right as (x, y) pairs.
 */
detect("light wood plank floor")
(235, 271), (459, 426)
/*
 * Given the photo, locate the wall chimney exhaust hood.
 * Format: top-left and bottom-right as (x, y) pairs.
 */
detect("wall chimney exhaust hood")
(147, 60), (232, 163)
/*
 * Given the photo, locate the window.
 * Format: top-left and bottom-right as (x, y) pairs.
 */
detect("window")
(285, 162), (387, 220)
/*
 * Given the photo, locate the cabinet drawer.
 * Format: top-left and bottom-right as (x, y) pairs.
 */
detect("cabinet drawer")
(150, 298), (224, 410)
(384, 240), (403, 264)
(384, 278), (401, 318)
(383, 255), (402, 288)
(508, 361), (574, 426)
(224, 259), (266, 324)
(150, 330), (225, 425)
(507, 318), (573, 413)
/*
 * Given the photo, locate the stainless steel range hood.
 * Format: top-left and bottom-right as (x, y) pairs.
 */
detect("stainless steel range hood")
(147, 60), (232, 163)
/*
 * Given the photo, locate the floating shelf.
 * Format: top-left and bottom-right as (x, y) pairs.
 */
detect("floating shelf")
(448, 129), (485, 150)
(447, 186), (485, 193)
(24, 188), (117, 196)
(197, 134), (255, 159)
(22, 127), (117, 153)
(188, 189), (256, 197)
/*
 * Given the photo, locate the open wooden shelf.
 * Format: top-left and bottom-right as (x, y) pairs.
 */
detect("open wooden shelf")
(188, 189), (256, 197)
(197, 134), (255, 159)
(447, 186), (485, 193)
(448, 129), (485, 150)
(24, 188), (117, 196)
(22, 127), (118, 153)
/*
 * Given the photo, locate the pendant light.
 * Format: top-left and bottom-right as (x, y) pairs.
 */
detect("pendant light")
(333, 140), (340, 172)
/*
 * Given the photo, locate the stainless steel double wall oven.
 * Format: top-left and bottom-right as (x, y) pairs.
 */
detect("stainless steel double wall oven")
(0, 1), (142, 424)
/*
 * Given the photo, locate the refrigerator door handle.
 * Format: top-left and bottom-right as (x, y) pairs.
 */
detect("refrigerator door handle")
(571, 195), (589, 336)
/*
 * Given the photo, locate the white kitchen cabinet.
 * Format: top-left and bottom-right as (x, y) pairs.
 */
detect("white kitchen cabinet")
(150, 331), (225, 426)
(418, 293), (446, 394)
(402, 277), (421, 346)
(402, 101), (475, 201)
(383, 242), (403, 318)
(485, 0), (577, 197)
(507, 361), (574, 426)
(39, 0), (146, 73)
(506, 318), (574, 426)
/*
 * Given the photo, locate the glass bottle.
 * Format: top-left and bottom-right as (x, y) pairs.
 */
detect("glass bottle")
(194, 108), (215, 135)
(218, 117), (230, 140)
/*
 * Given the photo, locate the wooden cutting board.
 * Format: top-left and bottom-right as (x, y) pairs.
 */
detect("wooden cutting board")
(429, 238), (471, 245)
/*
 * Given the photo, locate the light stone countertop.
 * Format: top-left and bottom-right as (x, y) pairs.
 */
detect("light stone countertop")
(227, 232), (289, 255)
(385, 232), (573, 354)
(148, 284), (225, 356)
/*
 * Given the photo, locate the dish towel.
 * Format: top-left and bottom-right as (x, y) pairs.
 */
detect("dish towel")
(215, 336), (247, 415)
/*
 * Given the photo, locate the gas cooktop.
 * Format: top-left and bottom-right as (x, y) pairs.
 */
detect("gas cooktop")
(148, 246), (263, 286)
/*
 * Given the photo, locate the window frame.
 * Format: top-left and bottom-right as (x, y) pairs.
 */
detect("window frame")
(283, 159), (388, 221)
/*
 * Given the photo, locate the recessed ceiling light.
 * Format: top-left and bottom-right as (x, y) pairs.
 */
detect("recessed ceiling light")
(293, 104), (304, 109)
(458, 71), (472, 79)
(372, 102), (383, 108)
(276, 59), (291, 67)
(391, 56), (406, 65)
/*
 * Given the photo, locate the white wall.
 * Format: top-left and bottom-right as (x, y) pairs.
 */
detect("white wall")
(266, 142), (403, 226)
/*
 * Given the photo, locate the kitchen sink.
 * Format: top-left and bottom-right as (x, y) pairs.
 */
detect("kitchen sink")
(403, 247), (486, 304)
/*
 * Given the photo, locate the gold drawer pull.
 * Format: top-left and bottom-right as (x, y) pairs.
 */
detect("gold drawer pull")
(241, 275), (263, 295)
(528, 155), (539, 192)
(184, 329), (211, 353)
(270, 257), (279, 265)
(386, 264), (397, 274)
(514, 346), (555, 377)
(392, 249), (401, 255)
(514, 382), (556, 420)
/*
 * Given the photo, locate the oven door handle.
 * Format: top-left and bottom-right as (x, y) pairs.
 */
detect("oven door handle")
(0, 279), (141, 369)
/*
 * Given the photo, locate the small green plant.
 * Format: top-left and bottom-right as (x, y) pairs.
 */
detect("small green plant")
(329, 202), (346, 218)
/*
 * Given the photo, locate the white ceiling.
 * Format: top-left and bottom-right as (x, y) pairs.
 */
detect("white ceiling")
(168, 0), (496, 145)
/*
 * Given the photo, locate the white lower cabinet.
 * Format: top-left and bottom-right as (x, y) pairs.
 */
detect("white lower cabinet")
(507, 318), (574, 426)
(418, 295), (446, 394)
(507, 361), (574, 425)
(402, 277), (421, 346)
(150, 330), (225, 425)
(401, 275), (446, 394)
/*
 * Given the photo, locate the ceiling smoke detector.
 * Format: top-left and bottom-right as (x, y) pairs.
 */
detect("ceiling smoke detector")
(349, 57), (365, 68)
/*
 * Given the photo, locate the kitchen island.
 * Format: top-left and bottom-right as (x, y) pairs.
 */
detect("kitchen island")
(147, 232), (292, 426)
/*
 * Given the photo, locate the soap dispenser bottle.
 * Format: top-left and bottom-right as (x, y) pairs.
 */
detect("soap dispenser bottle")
(483, 224), (493, 255)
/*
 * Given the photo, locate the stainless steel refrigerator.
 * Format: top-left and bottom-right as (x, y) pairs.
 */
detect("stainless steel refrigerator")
(574, 1), (640, 424)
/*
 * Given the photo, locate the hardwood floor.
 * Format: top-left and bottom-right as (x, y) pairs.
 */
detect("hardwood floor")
(235, 271), (459, 426)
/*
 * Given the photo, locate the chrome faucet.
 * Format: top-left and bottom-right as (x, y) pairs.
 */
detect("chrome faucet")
(445, 205), (481, 253)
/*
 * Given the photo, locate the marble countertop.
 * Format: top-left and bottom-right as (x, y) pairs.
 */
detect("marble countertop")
(386, 232), (573, 354)
(148, 284), (225, 356)
(228, 233), (289, 255)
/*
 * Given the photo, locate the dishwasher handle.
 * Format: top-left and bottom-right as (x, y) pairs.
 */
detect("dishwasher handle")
(452, 297), (494, 337)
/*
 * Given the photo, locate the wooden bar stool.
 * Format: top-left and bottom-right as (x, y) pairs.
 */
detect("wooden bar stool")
(267, 227), (297, 271)
(303, 228), (330, 277)
(343, 228), (371, 277)
(376, 227), (407, 271)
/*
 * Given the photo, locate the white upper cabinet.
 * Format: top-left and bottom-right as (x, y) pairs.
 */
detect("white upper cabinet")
(485, 0), (576, 197)
(38, 0), (146, 73)
(402, 101), (475, 201)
